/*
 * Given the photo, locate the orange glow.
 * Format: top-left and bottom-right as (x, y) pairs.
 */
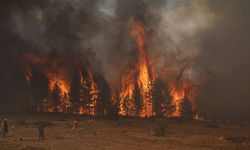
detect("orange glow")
(21, 21), (210, 119)
(79, 68), (99, 115)
(45, 72), (70, 96)
(168, 70), (208, 118)
(79, 106), (84, 115)
(119, 20), (155, 117)
(169, 84), (185, 117)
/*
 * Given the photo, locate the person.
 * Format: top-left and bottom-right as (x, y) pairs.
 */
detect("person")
(38, 122), (45, 140)
(2, 119), (8, 138)
(71, 119), (77, 130)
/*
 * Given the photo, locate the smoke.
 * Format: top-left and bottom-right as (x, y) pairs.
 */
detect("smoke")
(0, 0), (250, 119)
(194, 0), (250, 120)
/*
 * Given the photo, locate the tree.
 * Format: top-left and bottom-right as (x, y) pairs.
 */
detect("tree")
(180, 95), (193, 119)
(16, 68), (31, 111)
(111, 90), (120, 120)
(152, 79), (163, 119)
(70, 70), (81, 113)
(51, 82), (62, 112)
(134, 81), (142, 117)
(94, 74), (115, 119)
(81, 69), (92, 115)
(30, 68), (49, 112)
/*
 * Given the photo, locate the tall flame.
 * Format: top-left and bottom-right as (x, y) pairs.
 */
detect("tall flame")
(45, 72), (70, 97)
(21, 20), (210, 119)
(119, 20), (155, 117)
(79, 68), (99, 115)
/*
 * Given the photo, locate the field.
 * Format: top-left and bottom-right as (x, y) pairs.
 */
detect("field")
(0, 114), (250, 150)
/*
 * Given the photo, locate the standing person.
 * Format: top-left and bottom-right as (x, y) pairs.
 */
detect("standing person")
(38, 122), (45, 140)
(71, 119), (77, 130)
(2, 119), (8, 138)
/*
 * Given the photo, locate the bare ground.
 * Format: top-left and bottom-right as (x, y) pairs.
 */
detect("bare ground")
(0, 114), (250, 150)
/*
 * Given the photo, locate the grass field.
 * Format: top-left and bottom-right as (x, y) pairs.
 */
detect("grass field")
(0, 114), (250, 150)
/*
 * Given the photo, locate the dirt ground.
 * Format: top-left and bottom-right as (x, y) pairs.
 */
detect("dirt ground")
(0, 114), (250, 150)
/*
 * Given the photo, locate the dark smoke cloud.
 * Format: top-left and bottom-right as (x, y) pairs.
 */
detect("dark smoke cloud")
(0, 0), (250, 120)
(195, 0), (250, 120)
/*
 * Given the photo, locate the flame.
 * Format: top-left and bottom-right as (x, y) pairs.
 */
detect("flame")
(169, 85), (185, 117)
(45, 72), (70, 96)
(168, 69), (210, 118)
(20, 21), (210, 119)
(119, 20), (155, 117)
(79, 106), (84, 115)
(119, 68), (136, 116)
(23, 53), (71, 112)
(79, 68), (99, 115)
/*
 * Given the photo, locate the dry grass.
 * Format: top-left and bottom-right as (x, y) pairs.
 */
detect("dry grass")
(0, 114), (250, 150)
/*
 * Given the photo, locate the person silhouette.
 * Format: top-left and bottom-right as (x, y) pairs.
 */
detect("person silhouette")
(2, 119), (8, 138)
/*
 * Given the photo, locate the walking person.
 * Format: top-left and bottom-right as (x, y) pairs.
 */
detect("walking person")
(71, 119), (77, 130)
(2, 119), (8, 138)
(38, 122), (45, 140)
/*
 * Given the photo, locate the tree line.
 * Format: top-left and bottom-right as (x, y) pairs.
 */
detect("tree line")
(25, 66), (194, 119)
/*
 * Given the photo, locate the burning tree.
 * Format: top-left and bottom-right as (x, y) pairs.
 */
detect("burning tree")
(152, 78), (164, 119)
(134, 81), (142, 117)
(20, 18), (210, 120)
(70, 70), (81, 113)
(50, 82), (62, 112)
(119, 20), (156, 117)
(29, 68), (49, 112)
(79, 68), (99, 116)
(179, 94), (193, 119)
(94, 74), (115, 118)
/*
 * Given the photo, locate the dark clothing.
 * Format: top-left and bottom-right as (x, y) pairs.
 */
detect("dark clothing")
(2, 120), (8, 138)
(38, 124), (45, 140)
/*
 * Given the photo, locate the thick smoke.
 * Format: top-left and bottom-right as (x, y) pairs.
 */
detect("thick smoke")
(195, 0), (250, 120)
(0, 0), (250, 120)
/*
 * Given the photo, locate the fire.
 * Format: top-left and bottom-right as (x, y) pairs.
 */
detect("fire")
(168, 69), (210, 118)
(20, 20), (210, 119)
(23, 53), (68, 95)
(169, 85), (185, 117)
(119, 68), (137, 116)
(79, 68), (99, 115)
(79, 106), (84, 115)
(45, 72), (70, 96)
(119, 20), (155, 117)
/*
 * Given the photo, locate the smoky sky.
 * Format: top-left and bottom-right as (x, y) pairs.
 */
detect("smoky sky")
(0, 0), (250, 119)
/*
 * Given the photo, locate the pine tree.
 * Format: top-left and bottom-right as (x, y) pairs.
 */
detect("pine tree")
(14, 69), (31, 112)
(81, 69), (92, 115)
(30, 68), (49, 112)
(94, 74), (115, 118)
(112, 90), (120, 120)
(180, 95), (193, 119)
(51, 82), (62, 112)
(70, 70), (81, 113)
(134, 81), (142, 117)
(152, 79), (163, 119)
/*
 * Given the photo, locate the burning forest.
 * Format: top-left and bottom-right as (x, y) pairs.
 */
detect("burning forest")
(19, 19), (210, 120)
(1, 1), (250, 150)
(1, 0), (250, 121)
